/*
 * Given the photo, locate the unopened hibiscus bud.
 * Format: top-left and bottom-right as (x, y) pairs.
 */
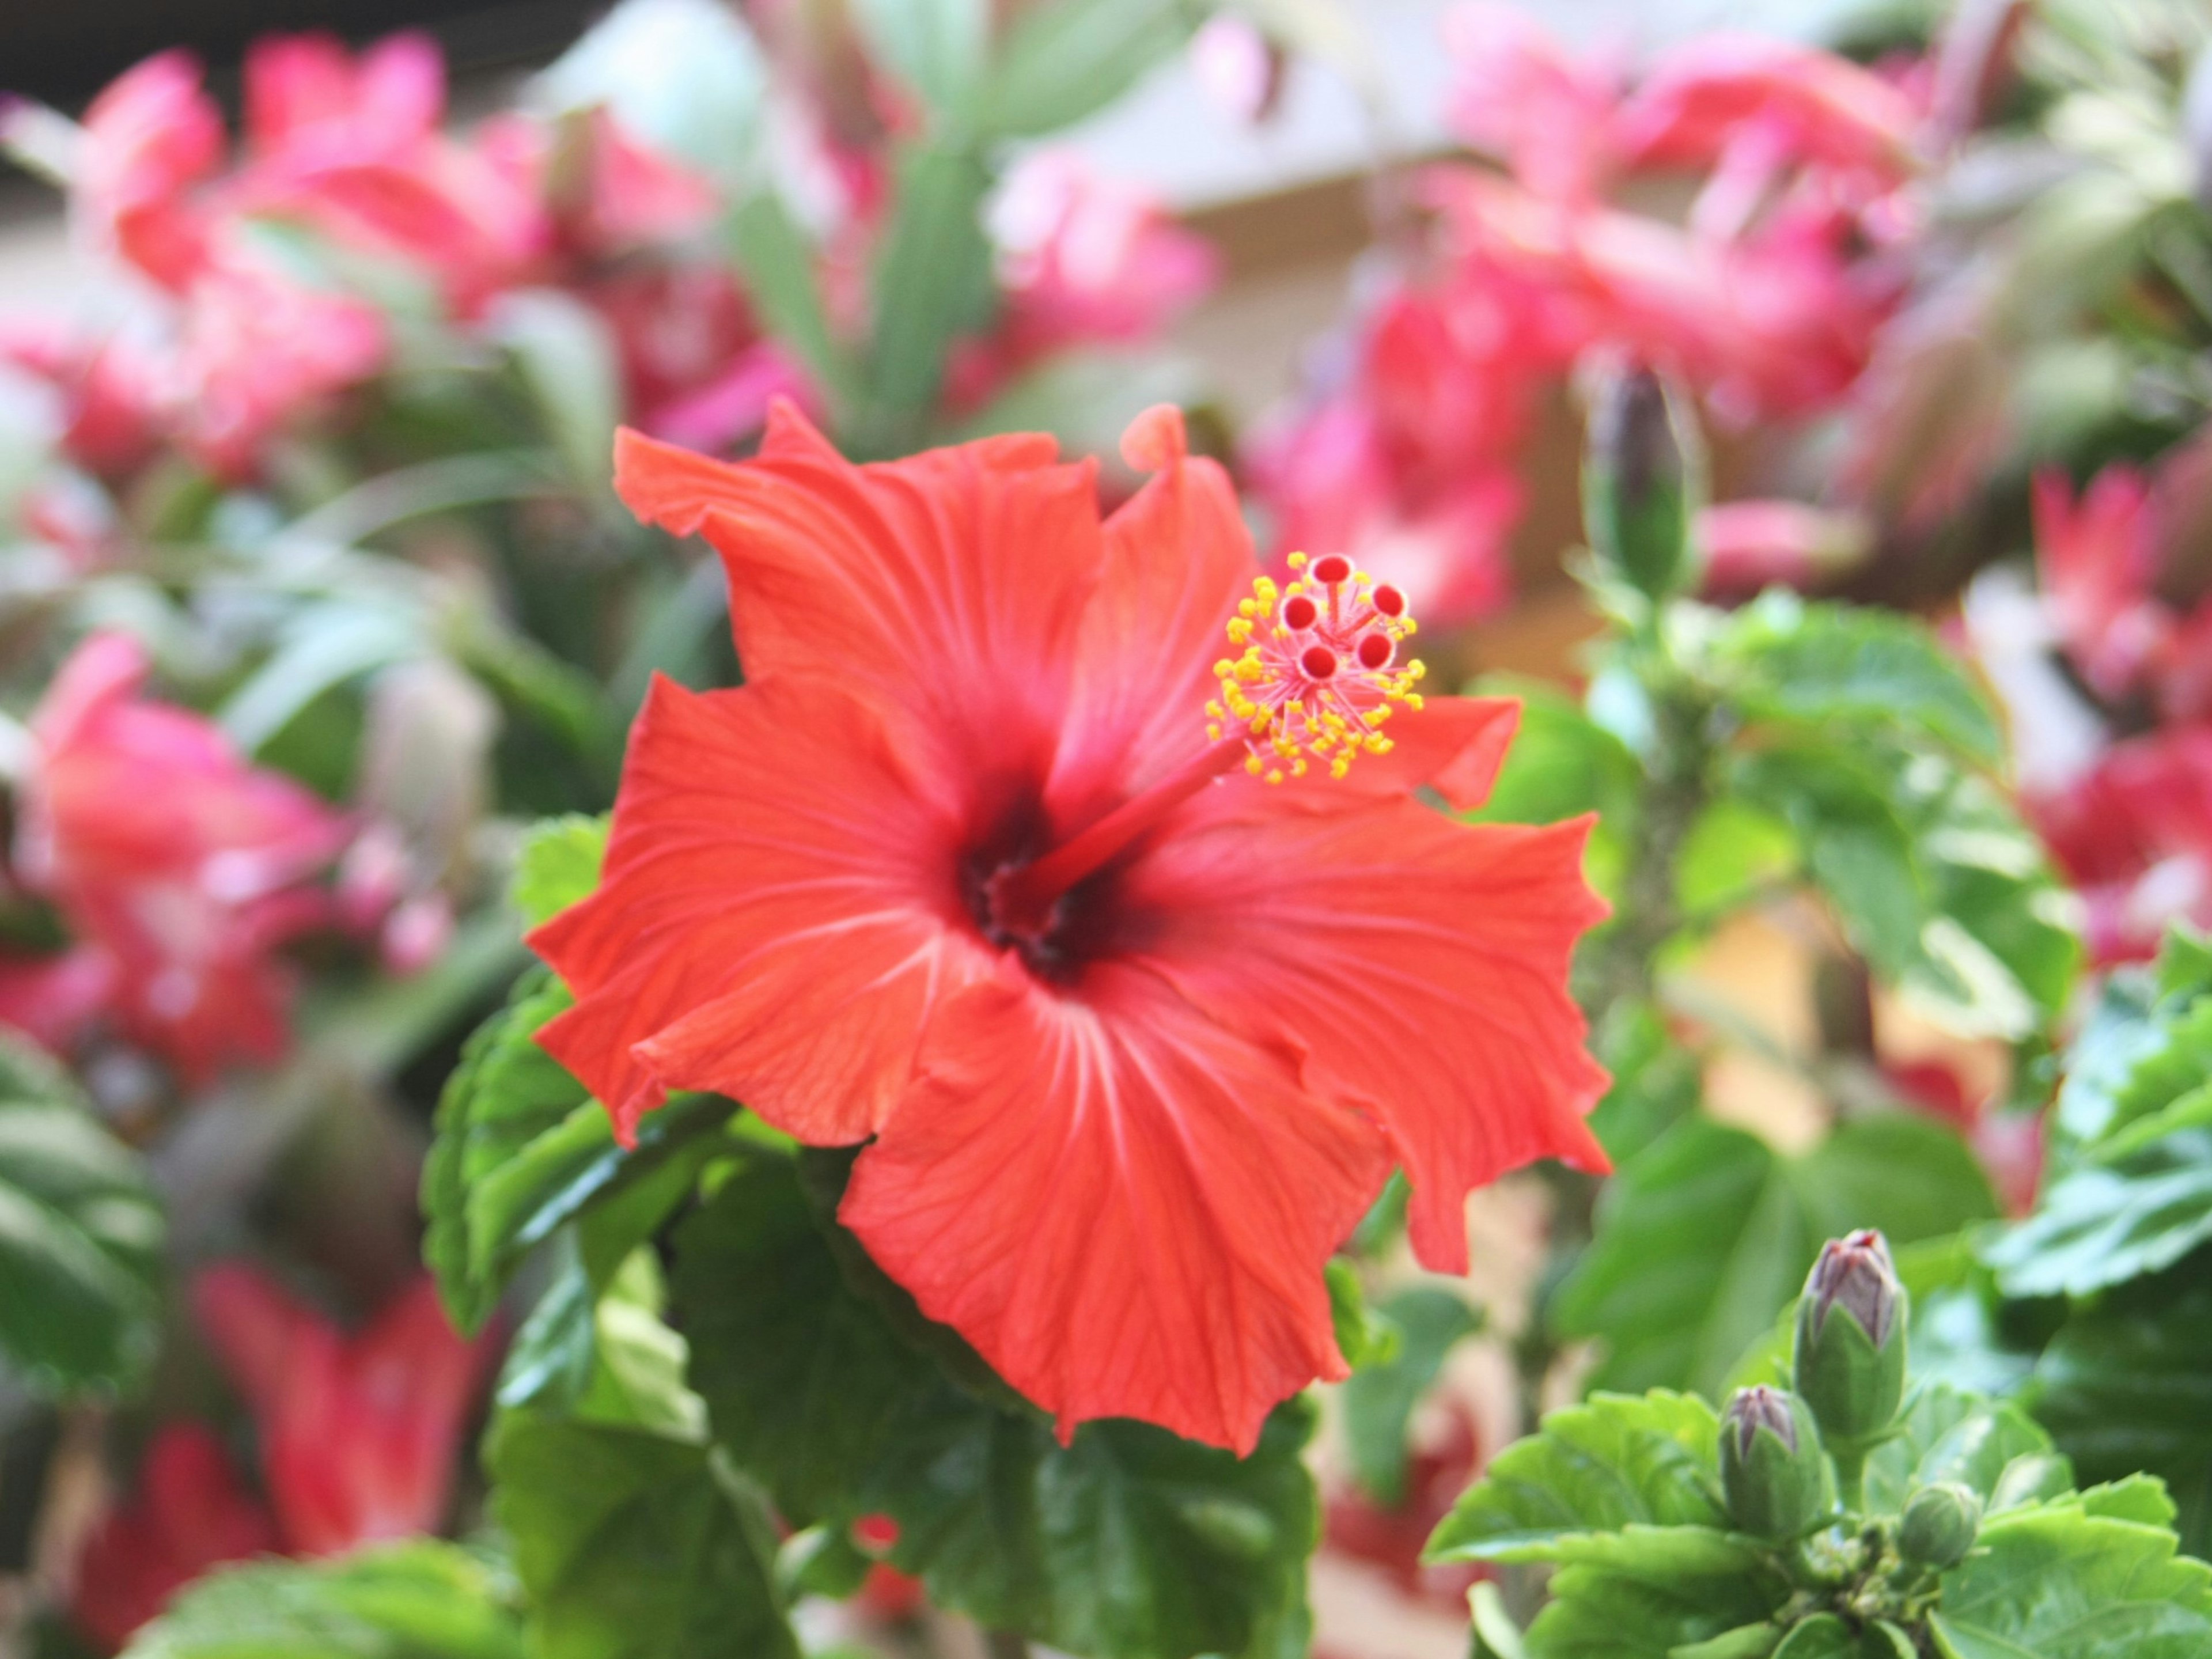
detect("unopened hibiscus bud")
(1794, 1230), (1908, 1446)
(1898, 1482), (1982, 1569)
(1584, 365), (1701, 601)
(1719, 1386), (1834, 1541)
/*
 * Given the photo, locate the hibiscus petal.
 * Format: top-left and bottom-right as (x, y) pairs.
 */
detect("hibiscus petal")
(531, 676), (985, 1143)
(841, 964), (1390, 1455)
(612, 406), (1100, 779)
(1130, 796), (1609, 1275)
(1046, 404), (1257, 817)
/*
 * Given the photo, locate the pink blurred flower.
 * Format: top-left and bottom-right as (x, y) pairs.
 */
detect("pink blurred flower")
(161, 248), (388, 479)
(225, 33), (543, 311)
(69, 1425), (281, 1652)
(1696, 499), (1874, 596)
(1444, 3), (1626, 202)
(948, 153), (1218, 411)
(74, 51), (225, 292)
(1190, 16), (1289, 128)
(2028, 726), (2212, 965)
(1611, 35), (1920, 185)
(4, 633), (347, 1078)
(194, 1266), (494, 1556)
(2032, 465), (2172, 708)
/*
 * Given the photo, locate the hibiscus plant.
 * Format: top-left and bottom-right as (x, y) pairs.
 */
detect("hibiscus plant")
(4, 3), (2212, 1659)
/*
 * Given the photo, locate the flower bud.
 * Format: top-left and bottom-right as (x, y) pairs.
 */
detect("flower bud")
(1794, 1230), (1907, 1446)
(1897, 1482), (1982, 1569)
(1584, 364), (1701, 601)
(1719, 1386), (1834, 1541)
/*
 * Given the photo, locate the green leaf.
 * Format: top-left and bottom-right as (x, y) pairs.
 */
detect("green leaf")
(1730, 746), (1921, 971)
(672, 1150), (1317, 1659)
(1340, 1286), (1480, 1506)
(0, 1037), (162, 1395)
(1675, 797), (1798, 921)
(1586, 1003), (1702, 1166)
(1522, 1526), (1787, 1659)
(1715, 593), (2001, 763)
(512, 815), (607, 927)
(1555, 1115), (1995, 1397)
(2027, 1287), (2212, 1554)
(421, 968), (730, 1332)
(488, 1411), (798, 1659)
(488, 290), (623, 495)
(854, 142), (995, 454)
(1426, 1392), (1724, 1564)
(500, 1246), (707, 1441)
(1324, 1260), (1402, 1372)
(1862, 1384), (2061, 1516)
(1929, 1494), (2212, 1658)
(851, 0), (988, 118)
(971, 0), (1200, 138)
(122, 1541), (523, 1659)
(1983, 1137), (2212, 1298)
(725, 191), (856, 415)
(1770, 1615), (1888, 1659)
(1464, 679), (1639, 898)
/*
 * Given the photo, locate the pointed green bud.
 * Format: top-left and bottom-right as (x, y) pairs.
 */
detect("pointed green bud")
(1583, 364), (1702, 601)
(1897, 1482), (1982, 1569)
(1719, 1386), (1835, 1541)
(1794, 1229), (1907, 1446)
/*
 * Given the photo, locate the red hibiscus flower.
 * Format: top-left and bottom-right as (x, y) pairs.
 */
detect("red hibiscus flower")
(70, 1424), (280, 1651)
(531, 403), (1609, 1453)
(194, 1266), (494, 1556)
(3, 633), (347, 1078)
(2032, 465), (2172, 709)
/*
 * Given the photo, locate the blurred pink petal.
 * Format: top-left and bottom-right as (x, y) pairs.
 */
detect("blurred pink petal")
(76, 51), (224, 291)
(1697, 499), (1873, 596)
(70, 1424), (279, 1652)
(195, 1266), (494, 1557)
(1444, 4), (1624, 201)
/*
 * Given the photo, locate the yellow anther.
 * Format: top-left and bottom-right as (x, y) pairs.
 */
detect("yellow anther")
(1266, 769), (1285, 785)
(1206, 723), (1222, 741)
(1246, 754), (1265, 775)
(1287, 552), (1309, 569)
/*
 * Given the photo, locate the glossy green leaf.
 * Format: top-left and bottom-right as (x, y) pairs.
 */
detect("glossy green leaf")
(0, 1037), (163, 1395)
(1862, 1384), (2060, 1516)
(421, 967), (730, 1331)
(1555, 1115), (1994, 1397)
(1730, 745), (1921, 971)
(1929, 1493), (2212, 1658)
(491, 1411), (798, 1659)
(122, 1541), (524, 1659)
(671, 1150), (1317, 1659)
(1715, 593), (2001, 763)
(1519, 1526), (1786, 1659)
(511, 814), (607, 927)
(971, 0), (1200, 138)
(2027, 1287), (2212, 1554)
(1982, 1134), (2212, 1298)
(1341, 1286), (1480, 1506)
(1425, 1392), (1724, 1563)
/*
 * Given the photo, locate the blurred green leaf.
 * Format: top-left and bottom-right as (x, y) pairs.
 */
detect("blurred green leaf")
(218, 605), (420, 755)
(726, 192), (855, 416)
(1516, 1527), (1786, 1659)
(2026, 1285), (2212, 1554)
(853, 0), (989, 119)
(512, 815), (609, 927)
(1425, 1392), (1725, 1565)
(855, 143), (996, 456)
(1341, 1286), (1480, 1506)
(490, 1411), (799, 1659)
(1714, 593), (2002, 764)
(1585, 1003), (1702, 1165)
(121, 1541), (524, 1659)
(0, 1037), (163, 1396)
(972, 0), (1201, 137)
(1554, 1115), (1995, 1397)
(488, 291), (624, 497)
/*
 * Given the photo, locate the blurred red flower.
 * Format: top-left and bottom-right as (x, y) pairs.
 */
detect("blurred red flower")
(531, 403), (1608, 1453)
(194, 1265), (494, 1556)
(69, 1425), (281, 1652)
(1, 633), (347, 1079)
